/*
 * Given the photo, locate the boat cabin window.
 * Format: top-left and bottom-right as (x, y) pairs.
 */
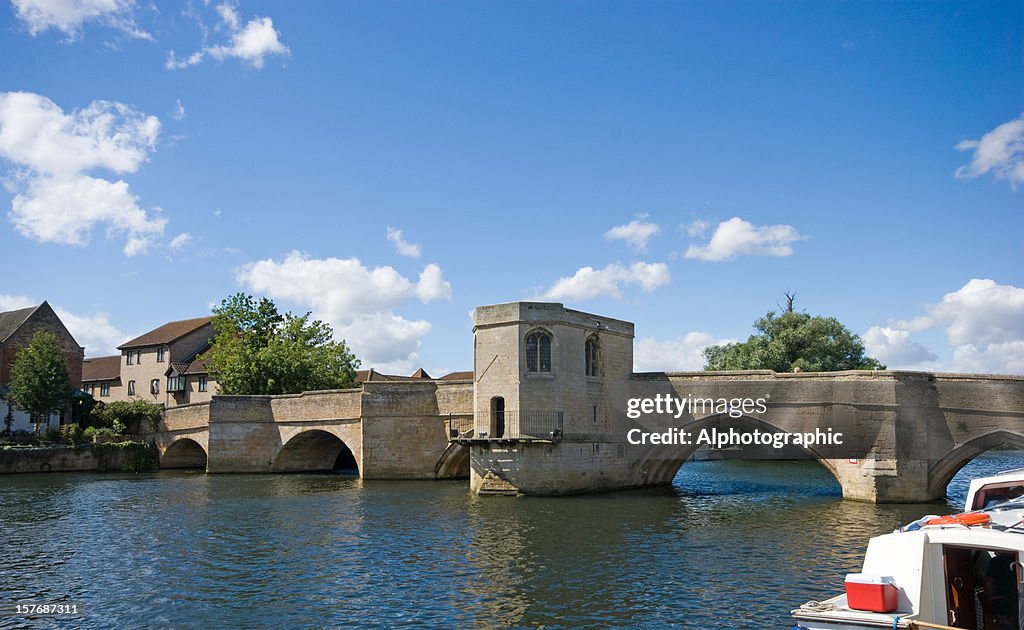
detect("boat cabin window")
(972, 484), (1024, 511)
(943, 545), (1021, 630)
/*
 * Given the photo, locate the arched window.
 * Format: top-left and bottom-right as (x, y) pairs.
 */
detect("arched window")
(585, 335), (599, 377)
(525, 329), (552, 373)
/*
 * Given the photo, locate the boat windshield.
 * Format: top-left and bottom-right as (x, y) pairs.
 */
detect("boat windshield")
(984, 497), (1024, 513)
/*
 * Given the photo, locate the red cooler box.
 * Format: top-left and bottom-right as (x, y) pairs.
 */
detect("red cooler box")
(845, 573), (898, 613)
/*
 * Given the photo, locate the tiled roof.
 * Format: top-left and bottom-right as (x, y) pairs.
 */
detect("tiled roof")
(82, 355), (122, 382)
(183, 345), (211, 375)
(354, 368), (471, 384)
(440, 370), (473, 381)
(0, 304), (38, 344)
(166, 344), (211, 376)
(119, 316), (212, 349)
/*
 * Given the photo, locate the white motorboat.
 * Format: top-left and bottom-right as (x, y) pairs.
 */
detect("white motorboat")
(792, 470), (1024, 630)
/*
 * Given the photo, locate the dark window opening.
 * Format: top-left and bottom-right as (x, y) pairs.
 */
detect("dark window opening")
(490, 396), (505, 438)
(944, 545), (1019, 630)
(585, 335), (599, 377)
(525, 330), (552, 373)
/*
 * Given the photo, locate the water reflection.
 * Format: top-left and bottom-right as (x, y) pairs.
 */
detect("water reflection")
(0, 454), (1018, 629)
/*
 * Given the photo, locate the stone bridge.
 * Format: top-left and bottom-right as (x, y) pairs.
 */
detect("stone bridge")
(466, 370), (1024, 502)
(146, 369), (1024, 503)
(142, 301), (1024, 503)
(147, 379), (474, 480)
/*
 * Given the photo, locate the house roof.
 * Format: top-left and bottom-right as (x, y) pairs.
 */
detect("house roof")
(440, 370), (473, 381)
(354, 368), (470, 384)
(166, 343), (211, 376)
(119, 316), (212, 350)
(82, 355), (122, 382)
(0, 304), (39, 344)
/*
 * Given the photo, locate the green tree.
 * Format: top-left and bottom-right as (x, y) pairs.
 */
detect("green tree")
(703, 301), (885, 372)
(6, 331), (73, 432)
(201, 293), (360, 395)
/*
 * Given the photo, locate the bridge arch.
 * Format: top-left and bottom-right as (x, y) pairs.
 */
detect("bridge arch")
(633, 413), (842, 489)
(435, 442), (470, 479)
(928, 430), (1024, 499)
(272, 429), (359, 474)
(160, 438), (208, 469)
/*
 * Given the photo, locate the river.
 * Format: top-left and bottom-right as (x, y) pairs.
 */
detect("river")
(2, 453), (1021, 629)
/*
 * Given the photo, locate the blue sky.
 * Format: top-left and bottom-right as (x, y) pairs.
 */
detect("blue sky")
(0, 0), (1022, 375)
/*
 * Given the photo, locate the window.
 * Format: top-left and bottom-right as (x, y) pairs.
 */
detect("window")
(100, 382), (110, 397)
(127, 380), (136, 396)
(585, 335), (600, 377)
(126, 351), (133, 365)
(135, 350), (142, 364)
(525, 330), (552, 373)
(198, 376), (208, 392)
(167, 376), (185, 392)
(157, 347), (166, 362)
(150, 379), (160, 395)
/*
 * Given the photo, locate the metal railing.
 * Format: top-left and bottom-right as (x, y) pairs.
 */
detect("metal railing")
(485, 409), (565, 444)
(447, 414), (474, 439)
(449, 410), (564, 442)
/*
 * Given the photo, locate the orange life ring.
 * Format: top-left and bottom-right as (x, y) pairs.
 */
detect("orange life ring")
(927, 512), (991, 527)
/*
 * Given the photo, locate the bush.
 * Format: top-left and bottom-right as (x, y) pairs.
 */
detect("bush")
(89, 400), (162, 434)
(39, 427), (64, 444)
(59, 424), (84, 445)
(83, 426), (96, 439)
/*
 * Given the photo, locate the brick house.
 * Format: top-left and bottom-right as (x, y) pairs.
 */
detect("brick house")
(0, 301), (85, 432)
(82, 316), (218, 407)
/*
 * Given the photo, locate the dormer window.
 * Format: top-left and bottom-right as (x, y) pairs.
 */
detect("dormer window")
(525, 330), (552, 373)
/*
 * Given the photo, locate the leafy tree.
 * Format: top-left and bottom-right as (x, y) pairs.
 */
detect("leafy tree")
(201, 293), (360, 395)
(6, 331), (73, 432)
(703, 300), (885, 372)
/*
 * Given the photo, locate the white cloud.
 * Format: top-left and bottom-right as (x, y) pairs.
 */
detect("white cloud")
(416, 263), (452, 302)
(634, 332), (736, 372)
(862, 326), (938, 368)
(334, 313), (431, 375)
(235, 251), (452, 370)
(869, 279), (1024, 374)
(682, 219), (710, 238)
(951, 342), (1024, 375)
(605, 217), (660, 251)
(166, 50), (204, 70)
(54, 307), (129, 356)
(168, 232), (192, 250)
(0, 91), (166, 256)
(386, 226), (421, 258)
(955, 113), (1024, 190)
(543, 262), (670, 302)
(11, 0), (150, 40)
(171, 99), (186, 121)
(167, 3), (289, 71)
(929, 279), (1024, 349)
(684, 217), (806, 262)
(0, 294), (36, 311)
